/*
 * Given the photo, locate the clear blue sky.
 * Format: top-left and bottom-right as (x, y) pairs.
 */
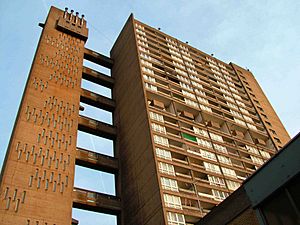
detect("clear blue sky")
(0, 1), (299, 224)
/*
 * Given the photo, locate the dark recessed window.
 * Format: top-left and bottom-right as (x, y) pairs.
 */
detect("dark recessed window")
(260, 174), (300, 225)
(265, 121), (272, 127)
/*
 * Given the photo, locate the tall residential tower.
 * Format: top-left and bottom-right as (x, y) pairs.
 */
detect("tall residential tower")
(0, 6), (290, 225)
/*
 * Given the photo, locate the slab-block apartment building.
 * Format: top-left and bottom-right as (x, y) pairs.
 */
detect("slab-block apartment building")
(0, 6), (291, 225)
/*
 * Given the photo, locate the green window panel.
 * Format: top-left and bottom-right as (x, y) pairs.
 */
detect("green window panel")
(182, 132), (197, 142)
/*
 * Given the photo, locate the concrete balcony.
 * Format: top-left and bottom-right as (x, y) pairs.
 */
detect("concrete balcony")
(73, 187), (121, 215)
(84, 48), (113, 69)
(80, 88), (115, 112)
(82, 66), (114, 88)
(78, 115), (116, 140)
(76, 147), (118, 173)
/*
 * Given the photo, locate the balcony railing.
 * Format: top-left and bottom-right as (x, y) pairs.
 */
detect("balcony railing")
(76, 147), (118, 173)
(73, 187), (121, 215)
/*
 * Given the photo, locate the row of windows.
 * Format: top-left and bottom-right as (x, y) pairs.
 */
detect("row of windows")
(150, 110), (270, 161)
(161, 173), (240, 199)
(135, 22), (238, 82)
(161, 171), (240, 197)
(207, 175), (240, 191)
(142, 61), (244, 107)
(158, 151), (249, 182)
(139, 49), (253, 106)
(164, 187), (229, 208)
(155, 131), (267, 169)
(141, 65), (260, 130)
(137, 37), (243, 99)
(238, 70), (282, 148)
(136, 27), (272, 148)
(212, 189), (229, 201)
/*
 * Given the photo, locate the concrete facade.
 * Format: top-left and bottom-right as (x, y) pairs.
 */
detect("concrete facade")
(0, 7), (87, 225)
(0, 6), (291, 225)
(113, 17), (290, 224)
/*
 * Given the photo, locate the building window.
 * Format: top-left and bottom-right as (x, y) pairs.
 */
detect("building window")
(175, 68), (188, 77)
(246, 145), (259, 155)
(234, 118), (246, 127)
(161, 177), (178, 192)
(274, 137), (281, 144)
(154, 135), (169, 147)
(253, 99), (260, 104)
(169, 48), (181, 57)
(158, 162), (175, 176)
(261, 113), (268, 119)
(167, 212), (185, 225)
(197, 96), (209, 104)
(149, 111), (164, 122)
(204, 162), (221, 174)
(200, 149), (217, 161)
(182, 132), (197, 142)
(208, 175), (226, 187)
(199, 104), (212, 112)
(226, 180), (240, 191)
(244, 115), (254, 123)
(231, 110), (243, 118)
(229, 86), (239, 94)
(217, 155), (232, 165)
(180, 82), (193, 91)
(224, 94), (234, 102)
(240, 107), (249, 115)
(197, 138), (213, 149)
(164, 194), (182, 209)
(221, 167), (236, 178)
(227, 102), (238, 110)
(185, 98), (199, 108)
(143, 74), (155, 83)
(193, 127), (209, 138)
(156, 148), (172, 160)
(210, 133), (223, 143)
(141, 59), (151, 66)
(214, 143), (228, 154)
(218, 63), (226, 69)
(260, 150), (271, 159)
(142, 66), (154, 74)
(145, 82), (157, 92)
(257, 106), (264, 112)
(247, 87), (253, 92)
(191, 80), (203, 89)
(232, 93), (242, 101)
(151, 123), (166, 134)
(212, 189), (229, 201)
(247, 123), (258, 131)
(236, 100), (246, 107)
(171, 55), (183, 63)
(250, 155), (264, 165)
(265, 121), (272, 127)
